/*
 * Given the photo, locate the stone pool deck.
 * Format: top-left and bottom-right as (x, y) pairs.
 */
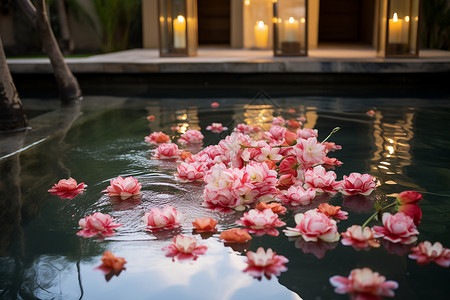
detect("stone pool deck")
(7, 47), (450, 74)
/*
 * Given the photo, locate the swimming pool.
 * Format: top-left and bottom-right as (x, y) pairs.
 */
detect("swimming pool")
(0, 93), (449, 299)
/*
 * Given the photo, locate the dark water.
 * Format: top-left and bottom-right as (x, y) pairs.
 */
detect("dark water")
(1, 95), (449, 300)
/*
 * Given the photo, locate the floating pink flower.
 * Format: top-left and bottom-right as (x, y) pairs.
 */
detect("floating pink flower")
(408, 241), (450, 267)
(211, 101), (220, 108)
(277, 185), (316, 206)
(142, 206), (179, 230)
(296, 128), (318, 139)
(163, 234), (207, 261)
(234, 123), (261, 134)
(236, 209), (286, 236)
(283, 209), (340, 242)
(178, 130), (204, 145)
(144, 131), (171, 145)
(317, 203), (348, 221)
(373, 212), (419, 244)
(322, 142), (342, 152)
(147, 115), (155, 122)
(340, 173), (376, 196)
(341, 225), (380, 250)
(48, 178), (87, 199)
(272, 117), (286, 126)
(77, 212), (122, 238)
(304, 165), (340, 194)
(322, 157), (343, 167)
(243, 247), (289, 279)
(174, 161), (206, 182)
(278, 155), (298, 177)
(152, 143), (182, 160)
(396, 190), (423, 205)
(330, 268), (398, 299)
(99, 251), (126, 272)
(366, 110), (376, 117)
(293, 137), (326, 169)
(219, 228), (252, 243)
(397, 203), (422, 226)
(103, 176), (142, 200)
(206, 123), (228, 133)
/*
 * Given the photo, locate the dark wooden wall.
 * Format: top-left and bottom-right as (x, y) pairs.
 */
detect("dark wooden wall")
(198, 0), (231, 45)
(319, 0), (375, 44)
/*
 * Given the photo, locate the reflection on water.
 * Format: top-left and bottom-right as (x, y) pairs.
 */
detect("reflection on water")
(1, 96), (450, 299)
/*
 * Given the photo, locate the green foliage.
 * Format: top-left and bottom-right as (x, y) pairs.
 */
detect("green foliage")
(93, 0), (142, 52)
(422, 0), (450, 50)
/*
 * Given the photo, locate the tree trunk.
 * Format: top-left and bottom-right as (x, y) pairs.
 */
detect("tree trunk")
(56, 0), (74, 54)
(16, 0), (82, 102)
(0, 36), (29, 132)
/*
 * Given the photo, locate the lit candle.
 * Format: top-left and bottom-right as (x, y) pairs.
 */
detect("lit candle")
(254, 21), (268, 48)
(284, 17), (299, 42)
(173, 15), (186, 49)
(389, 13), (403, 44)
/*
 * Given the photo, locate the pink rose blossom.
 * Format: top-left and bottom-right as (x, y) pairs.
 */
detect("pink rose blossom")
(366, 109), (376, 117)
(48, 178), (87, 199)
(142, 206), (179, 230)
(373, 212), (419, 244)
(245, 161), (279, 201)
(283, 209), (340, 242)
(243, 247), (289, 279)
(265, 125), (286, 141)
(304, 165), (340, 194)
(278, 155), (299, 177)
(277, 185), (316, 206)
(178, 130), (204, 145)
(408, 241), (450, 267)
(293, 137), (326, 169)
(206, 123), (228, 133)
(103, 176), (141, 200)
(174, 161), (206, 182)
(296, 128), (318, 139)
(398, 203), (422, 226)
(211, 101), (220, 108)
(397, 190), (423, 205)
(330, 268), (398, 298)
(322, 157), (343, 167)
(144, 131), (171, 145)
(322, 142), (342, 152)
(317, 203), (348, 220)
(234, 123), (261, 134)
(254, 145), (283, 163)
(77, 212), (122, 238)
(340, 173), (376, 196)
(272, 117), (286, 126)
(341, 225), (380, 249)
(236, 208), (286, 236)
(163, 234), (207, 261)
(152, 143), (182, 160)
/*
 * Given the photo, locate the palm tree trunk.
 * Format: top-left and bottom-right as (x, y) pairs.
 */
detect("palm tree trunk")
(0, 36), (28, 132)
(16, 0), (82, 102)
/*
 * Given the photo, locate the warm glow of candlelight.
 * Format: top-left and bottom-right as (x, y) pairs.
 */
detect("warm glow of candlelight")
(393, 12), (398, 22)
(173, 15), (186, 48)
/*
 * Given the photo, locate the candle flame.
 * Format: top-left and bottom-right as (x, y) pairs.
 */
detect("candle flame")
(300, 17), (305, 23)
(393, 13), (398, 22)
(177, 15), (185, 23)
(258, 21), (265, 28)
(244, 0), (250, 6)
(288, 17), (295, 24)
(405, 16), (410, 22)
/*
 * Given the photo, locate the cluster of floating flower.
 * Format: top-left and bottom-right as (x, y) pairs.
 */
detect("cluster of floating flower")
(48, 113), (450, 297)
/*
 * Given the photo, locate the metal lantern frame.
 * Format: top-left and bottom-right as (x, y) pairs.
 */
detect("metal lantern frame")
(273, 0), (308, 57)
(377, 0), (420, 58)
(157, 0), (198, 57)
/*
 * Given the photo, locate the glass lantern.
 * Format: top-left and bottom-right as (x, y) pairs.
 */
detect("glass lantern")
(377, 0), (420, 57)
(243, 0), (273, 49)
(273, 0), (308, 56)
(158, 0), (198, 57)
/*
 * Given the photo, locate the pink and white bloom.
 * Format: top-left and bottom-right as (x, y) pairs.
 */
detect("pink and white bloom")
(277, 185), (316, 206)
(152, 143), (182, 160)
(283, 209), (340, 242)
(322, 142), (342, 152)
(178, 130), (204, 144)
(330, 268), (398, 298)
(142, 206), (179, 230)
(103, 176), (141, 200)
(234, 123), (261, 134)
(243, 247), (289, 279)
(206, 123), (228, 133)
(317, 203), (348, 221)
(174, 161), (207, 182)
(236, 208), (286, 236)
(144, 131), (171, 145)
(163, 234), (207, 261)
(373, 212), (419, 244)
(304, 165), (340, 194)
(77, 212), (122, 238)
(254, 145), (283, 163)
(408, 241), (450, 267)
(341, 225), (380, 249)
(296, 128), (318, 139)
(265, 125), (286, 141)
(293, 137), (326, 169)
(48, 178), (87, 199)
(245, 161), (279, 201)
(340, 173), (376, 196)
(272, 117), (286, 126)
